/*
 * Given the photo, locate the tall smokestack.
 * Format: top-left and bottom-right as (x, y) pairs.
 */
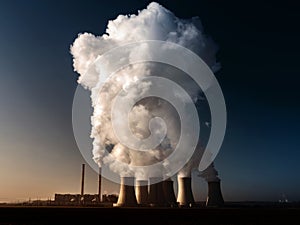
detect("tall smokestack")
(98, 167), (102, 202)
(206, 181), (224, 207)
(147, 177), (165, 206)
(114, 177), (138, 207)
(177, 176), (195, 207)
(81, 164), (85, 196)
(162, 179), (177, 206)
(135, 180), (148, 205)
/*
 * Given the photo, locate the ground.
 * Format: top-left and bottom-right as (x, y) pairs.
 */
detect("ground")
(0, 205), (299, 225)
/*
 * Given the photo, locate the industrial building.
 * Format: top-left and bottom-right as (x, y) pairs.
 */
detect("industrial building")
(54, 164), (224, 207)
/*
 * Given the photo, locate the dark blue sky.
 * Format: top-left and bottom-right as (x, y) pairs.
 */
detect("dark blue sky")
(0, 0), (299, 202)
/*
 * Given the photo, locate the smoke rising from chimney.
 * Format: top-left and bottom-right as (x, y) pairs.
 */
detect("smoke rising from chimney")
(71, 2), (222, 182)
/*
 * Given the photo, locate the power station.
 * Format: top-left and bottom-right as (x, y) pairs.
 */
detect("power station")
(55, 164), (224, 207)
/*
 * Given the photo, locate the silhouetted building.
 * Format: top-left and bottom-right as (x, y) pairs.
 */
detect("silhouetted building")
(54, 194), (100, 206)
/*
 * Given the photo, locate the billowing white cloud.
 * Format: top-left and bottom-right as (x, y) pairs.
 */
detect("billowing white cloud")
(71, 2), (220, 179)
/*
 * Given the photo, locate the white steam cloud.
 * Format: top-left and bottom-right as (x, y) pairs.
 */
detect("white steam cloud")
(71, 2), (220, 180)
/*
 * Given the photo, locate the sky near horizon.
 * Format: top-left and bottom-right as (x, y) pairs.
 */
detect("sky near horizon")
(0, 0), (299, 202)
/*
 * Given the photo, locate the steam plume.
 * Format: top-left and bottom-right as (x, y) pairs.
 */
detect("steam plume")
(71, 2), (220, 179)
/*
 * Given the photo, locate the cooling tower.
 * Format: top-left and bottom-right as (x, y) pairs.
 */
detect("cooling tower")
(135, 180), (148, 205)
(147, 177), (165, 206)
(177, 177), (195, 207)
(114, 177), (138, 207)
(206, 181), (224, 207)
(162, 179), (177, 206)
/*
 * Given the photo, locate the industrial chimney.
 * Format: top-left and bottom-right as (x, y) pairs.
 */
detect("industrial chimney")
(206, 180), (224, 207)
(114, 177), (138, 207)
(135, 180), (148, 205)
(147, 177), (165, 206)
(98, 167), (102, 202)
(177, 176), (195, 207)
(81, 164), (85, 196)
(162, 178), (177, 207)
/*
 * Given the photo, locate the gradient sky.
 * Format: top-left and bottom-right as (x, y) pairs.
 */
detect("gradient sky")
(0, 0), (299, 203)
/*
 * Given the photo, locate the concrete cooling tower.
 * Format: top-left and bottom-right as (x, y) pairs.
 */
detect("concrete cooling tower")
(177, 177), (195, 207)
(114, 177), (138, 207)
(162, 179), (177, 206)
(206, 181), (224, 207)
(147, 177), (165, 206)
(135, 180), (149, 205)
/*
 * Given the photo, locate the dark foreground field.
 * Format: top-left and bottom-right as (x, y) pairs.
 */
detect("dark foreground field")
(0, 206), (299, 225)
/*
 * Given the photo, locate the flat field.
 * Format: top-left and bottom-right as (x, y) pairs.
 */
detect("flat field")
(0, 205), (299, 225)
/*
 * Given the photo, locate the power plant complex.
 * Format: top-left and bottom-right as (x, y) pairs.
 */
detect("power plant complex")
(67, 0), (227, 210)
(55, 164), (224, 207)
